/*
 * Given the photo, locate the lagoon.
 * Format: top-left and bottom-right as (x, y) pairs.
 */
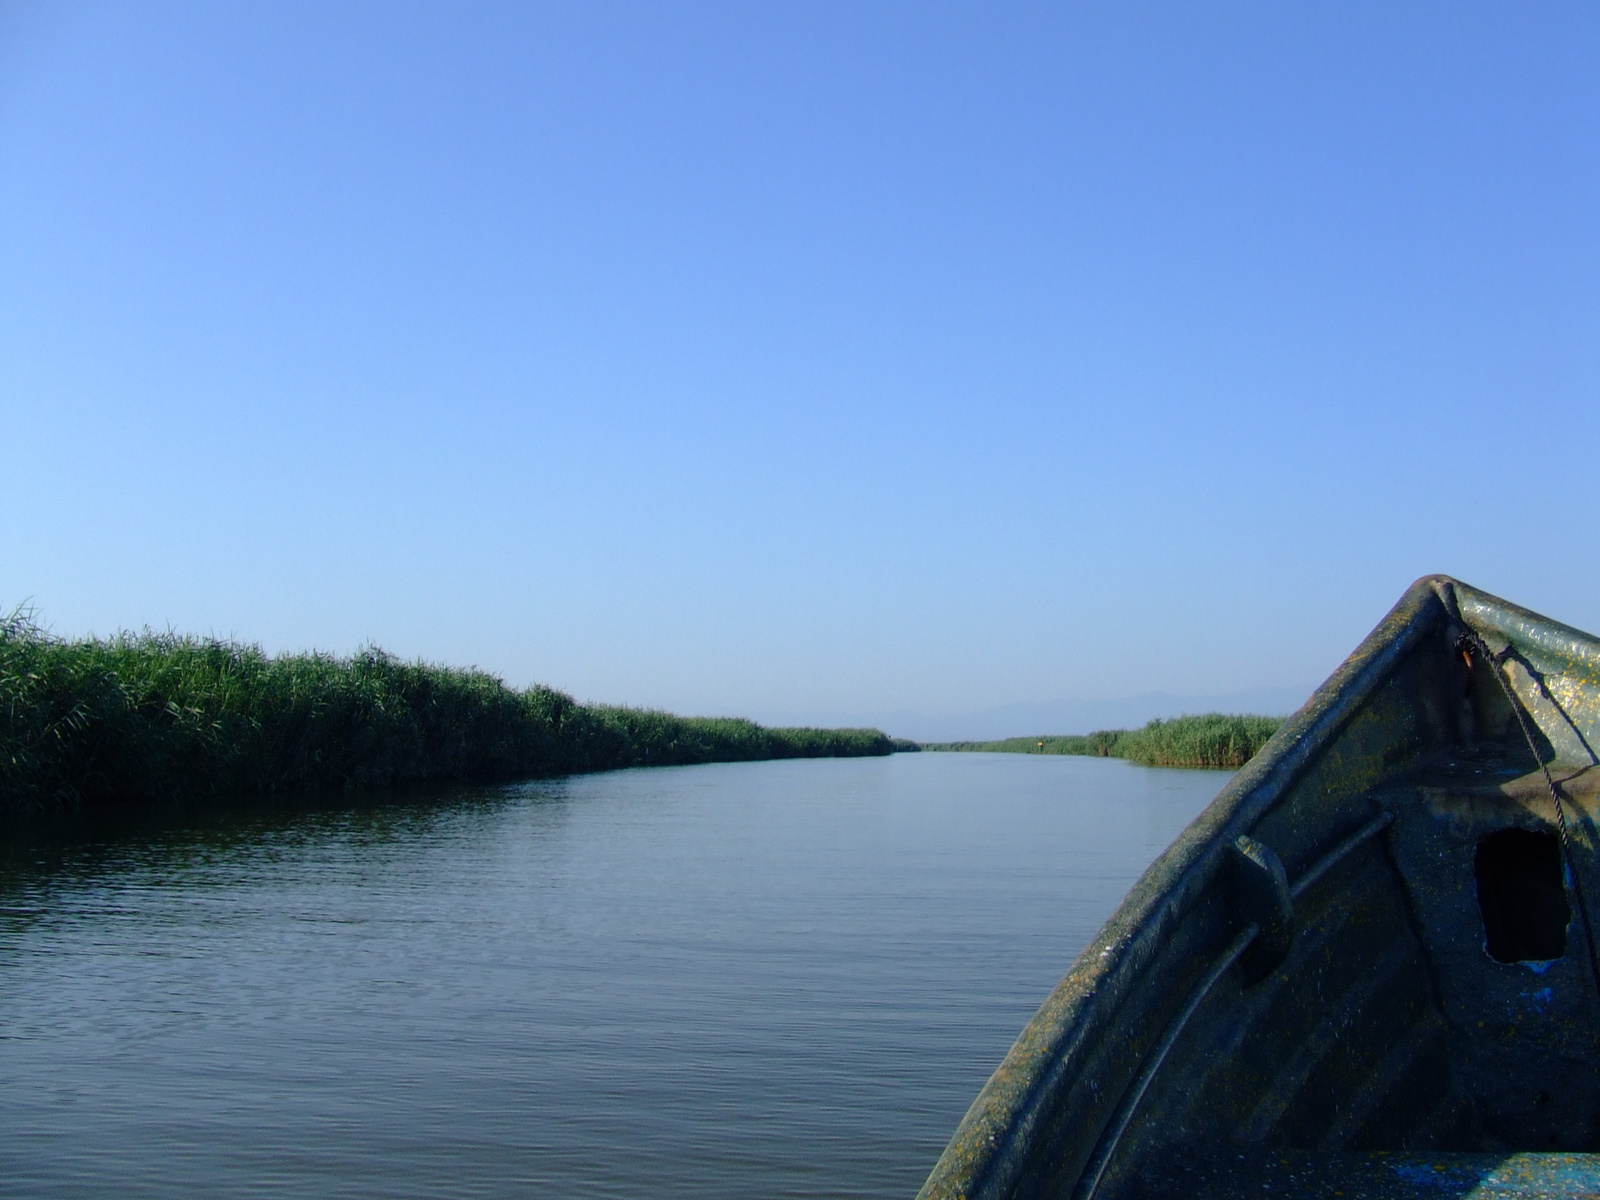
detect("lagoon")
(0, 753), (1223, 1198)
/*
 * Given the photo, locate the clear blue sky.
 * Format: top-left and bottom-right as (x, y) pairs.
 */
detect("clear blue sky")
(3, 2), (1596, 734)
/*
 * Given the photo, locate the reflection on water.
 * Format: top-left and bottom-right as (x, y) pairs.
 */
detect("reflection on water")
(0, 753), (1224, 1199)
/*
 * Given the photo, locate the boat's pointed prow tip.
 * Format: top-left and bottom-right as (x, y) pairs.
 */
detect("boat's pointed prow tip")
(1406, 572), (1463, 594)
(1405, 574), (1468, 620)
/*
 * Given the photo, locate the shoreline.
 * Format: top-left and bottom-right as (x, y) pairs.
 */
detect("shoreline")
(921, 713), (1284, 769)
(0, 614), (903, 817)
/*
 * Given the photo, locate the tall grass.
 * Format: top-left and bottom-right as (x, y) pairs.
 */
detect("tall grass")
(924, 713), (1283, 769)
(1114, 714), (1283, 767)
(0, 612), (894, 815)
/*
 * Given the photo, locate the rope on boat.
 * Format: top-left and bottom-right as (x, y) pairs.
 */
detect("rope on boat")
(1455, 627), (1600, 1014)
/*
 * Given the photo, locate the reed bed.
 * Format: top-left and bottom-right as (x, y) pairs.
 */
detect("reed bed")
(925, 713), (1284, 769)
(0, 612), (893, 815)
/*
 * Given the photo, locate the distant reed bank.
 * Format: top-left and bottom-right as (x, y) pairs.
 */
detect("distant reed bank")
(0, 614), (898, 816)
(925, 713), (1284, 769)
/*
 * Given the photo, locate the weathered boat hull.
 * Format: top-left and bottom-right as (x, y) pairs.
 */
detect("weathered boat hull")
(917, 576), (1600, 1200)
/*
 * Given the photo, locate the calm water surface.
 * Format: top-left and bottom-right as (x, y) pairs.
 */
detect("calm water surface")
(0, 753), (1225, 1198)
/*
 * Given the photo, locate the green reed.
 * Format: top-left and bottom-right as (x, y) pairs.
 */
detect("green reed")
(924, 713), (1284, 769)
(0, 611), (894, 815)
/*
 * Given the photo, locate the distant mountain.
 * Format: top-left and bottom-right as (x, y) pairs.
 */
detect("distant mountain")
(838, 685), (1315, 745)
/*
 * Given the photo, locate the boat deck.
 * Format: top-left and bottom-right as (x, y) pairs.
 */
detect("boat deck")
(1143, 1150), (1600, 1199)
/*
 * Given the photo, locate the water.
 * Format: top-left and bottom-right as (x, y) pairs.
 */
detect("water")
(0, 753), (1225, 1198)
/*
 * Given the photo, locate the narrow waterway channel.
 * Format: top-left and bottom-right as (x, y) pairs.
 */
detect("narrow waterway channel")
(0, 753), (1224, 1199)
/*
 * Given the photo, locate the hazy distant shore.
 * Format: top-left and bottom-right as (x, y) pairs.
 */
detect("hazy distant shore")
(923, 713), (1283, 769)
(0, 613), (901, 817)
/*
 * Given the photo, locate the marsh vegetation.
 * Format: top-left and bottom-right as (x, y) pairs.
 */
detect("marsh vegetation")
(0, 612), (893, 815)
(925, 713), (1284, 769)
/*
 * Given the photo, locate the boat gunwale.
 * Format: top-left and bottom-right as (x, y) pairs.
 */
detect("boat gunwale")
(1452, 585), (1600, 677)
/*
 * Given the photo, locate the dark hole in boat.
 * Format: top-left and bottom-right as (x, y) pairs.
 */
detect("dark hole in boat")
(1475, 828), (1568, 964)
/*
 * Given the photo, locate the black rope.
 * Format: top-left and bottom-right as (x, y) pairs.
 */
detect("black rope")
(1456, 628), (1600, 1009)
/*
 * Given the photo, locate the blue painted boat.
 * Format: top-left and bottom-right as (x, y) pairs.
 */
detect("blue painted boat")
(917, 577), (1600, 1199)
